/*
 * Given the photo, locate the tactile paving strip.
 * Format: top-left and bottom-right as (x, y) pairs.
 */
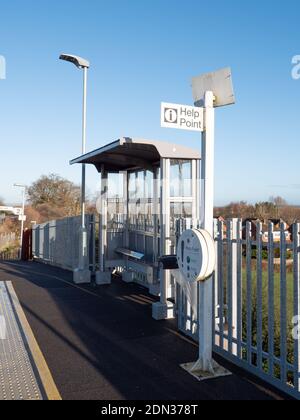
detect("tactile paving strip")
(0, 282), (43, 400)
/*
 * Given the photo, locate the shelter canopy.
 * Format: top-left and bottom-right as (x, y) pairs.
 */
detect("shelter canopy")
(70, 137), (200, 172)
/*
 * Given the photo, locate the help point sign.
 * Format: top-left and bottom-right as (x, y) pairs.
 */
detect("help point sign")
(161, 102), (204, 132)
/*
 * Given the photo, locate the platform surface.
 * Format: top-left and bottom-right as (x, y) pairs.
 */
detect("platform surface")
(0, 261), (289, 400)
(0, 282), (43, 400)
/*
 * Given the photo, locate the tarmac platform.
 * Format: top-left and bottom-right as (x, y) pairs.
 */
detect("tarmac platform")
(0, 261), (289, 400)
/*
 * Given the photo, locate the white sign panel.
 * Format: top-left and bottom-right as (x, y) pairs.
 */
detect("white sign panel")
(192, 67), (235, 108)
(161, 102), (204, 132)
(0, 206), (13, 213)
(0, 206), (23, 216)
(18, 215), (27, 222)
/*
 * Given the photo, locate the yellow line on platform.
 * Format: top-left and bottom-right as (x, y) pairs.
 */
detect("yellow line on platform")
(6, 282), (62, 401)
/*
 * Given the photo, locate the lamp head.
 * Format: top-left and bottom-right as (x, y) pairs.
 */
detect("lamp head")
(59, 54), (90, 69)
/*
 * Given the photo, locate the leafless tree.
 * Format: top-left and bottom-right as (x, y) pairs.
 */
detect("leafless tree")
(27, 174), (81, 219)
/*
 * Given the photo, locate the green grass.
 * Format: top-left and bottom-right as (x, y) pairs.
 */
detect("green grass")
(220, 254), (296, 383)
(239, 264), (295, 380)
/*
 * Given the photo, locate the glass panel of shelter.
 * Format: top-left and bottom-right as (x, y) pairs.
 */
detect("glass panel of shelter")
(128, 168), (157, 264)
(101, 158), (199, 281)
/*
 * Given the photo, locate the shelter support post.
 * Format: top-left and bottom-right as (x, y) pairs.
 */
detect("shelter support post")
(152, 158), (175, 320)
(122, 170), (135, 284)
(96, 166), (112, 285)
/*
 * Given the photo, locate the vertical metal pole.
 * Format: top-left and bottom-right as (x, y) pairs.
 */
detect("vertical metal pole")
(153, 168), (159, 267)
(217, 220), (224, 349)
(20, 187), (25, 258)
(268, 222), (275, 375)
(227, 220), (233, 354)
(191, 160), (197, 223)
(246, 222), (252, 364)
(165, 159), (171, 296)
(123, 171), (129, 249)
(256, 221), (263, 370)
(280, 222), (287, 384)
(231, 218), (238, 356)
(123, 171), (130, 273)
(100, 166), (108, 273)
(160, 159), (170, 305)
(196, 91), (215, 372)
(79, 66), (88, 270)
(293, 223), (300, 392)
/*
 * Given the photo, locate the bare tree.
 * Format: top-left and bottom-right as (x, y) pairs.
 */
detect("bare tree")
(254, 202), (278, 221)
(27, 174), (81, 219)
(215, 201), (255, 219)
(270, 196), (287, 208)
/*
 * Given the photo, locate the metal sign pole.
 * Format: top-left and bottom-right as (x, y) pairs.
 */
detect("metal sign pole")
(186, 90), (230, 378)
(165, 68), (234, 379)
(196, 91), (215, 372)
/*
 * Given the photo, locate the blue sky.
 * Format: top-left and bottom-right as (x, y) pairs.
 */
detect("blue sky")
(0, 0), (300, 206)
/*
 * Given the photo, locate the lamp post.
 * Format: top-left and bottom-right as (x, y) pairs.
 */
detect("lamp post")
(59, 54), (91, 284)
(13, 184), (26, 256)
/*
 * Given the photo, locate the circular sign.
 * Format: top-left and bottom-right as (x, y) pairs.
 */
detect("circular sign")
(176, 229), (216, 283)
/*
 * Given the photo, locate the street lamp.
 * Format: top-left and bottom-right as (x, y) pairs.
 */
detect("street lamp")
(59, 53), (91, 284)
(13, 184), (26, 256)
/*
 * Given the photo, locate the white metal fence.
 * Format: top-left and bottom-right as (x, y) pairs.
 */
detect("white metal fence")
(32, 215), (94, 271)
(212, 219), (300, 399)
(175, 218), (300, 399)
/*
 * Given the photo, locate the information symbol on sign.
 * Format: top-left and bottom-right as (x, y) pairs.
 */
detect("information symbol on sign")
(164, 108), (178, 124)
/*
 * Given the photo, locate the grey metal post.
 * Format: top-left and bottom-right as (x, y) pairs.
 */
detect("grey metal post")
(13, 184), (26, 258)
(59, 54), (91, 284)
(20, 187), (25, 253)
(100, 166), (108, 273)
(231, 218), (238, 356)
(79, 66), (88, 270)
(159, 158), (168, 305)
(194, 91), (215, 373)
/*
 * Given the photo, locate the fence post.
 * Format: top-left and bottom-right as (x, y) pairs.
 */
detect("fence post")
(236, 219), (243, 359)
(280, 222), (287, 385)
(246, 221), (252, 364)
(213, 219), (219, 347)
(256, 221), (263, 371)
(268, 222), (275, 375)
(218, 220), (224, 349)
(293, 223), (300, 392)
(231, 219), (238, 356)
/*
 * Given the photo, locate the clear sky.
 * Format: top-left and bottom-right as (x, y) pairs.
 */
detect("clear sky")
(0, 0), (299, 206)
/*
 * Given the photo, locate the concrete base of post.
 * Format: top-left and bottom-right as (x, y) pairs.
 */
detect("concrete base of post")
(152, 301), (175, 321)
(181, 359), (231, 382)
(73, 269), (91, 285)
(95, 271), (111, 286)
(122, 271), (135, 284)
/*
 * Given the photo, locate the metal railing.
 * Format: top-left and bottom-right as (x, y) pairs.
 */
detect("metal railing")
(175, 218), (300, 399)
(213, 219), (300, 398)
